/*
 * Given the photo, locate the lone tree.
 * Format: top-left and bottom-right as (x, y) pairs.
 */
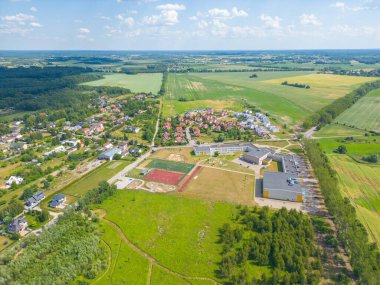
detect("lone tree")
(335, 145), (347, 154)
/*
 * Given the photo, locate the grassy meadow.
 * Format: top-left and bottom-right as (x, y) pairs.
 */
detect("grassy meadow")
(328, 154), (380, 246)
(315, 124), (365, 138)
(163, 71), (376, 126)
(96, 190), (270, 282)
(82, 73), (163, 94)
(335, 88), (380, 131)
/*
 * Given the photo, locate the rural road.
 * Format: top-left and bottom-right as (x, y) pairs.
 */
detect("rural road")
(304, 126), (317, 139)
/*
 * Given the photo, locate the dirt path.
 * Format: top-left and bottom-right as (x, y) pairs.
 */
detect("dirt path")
(97, 210), (220, 285)
(151, 97), (163, 147)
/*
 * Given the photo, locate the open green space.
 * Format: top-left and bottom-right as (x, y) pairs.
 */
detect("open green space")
(334, 88), (380, 131)
(82, 73), (163, 94)
(97, 190), (269, 281)
(318, 136), (380, 157)
(147, 159), (194, 174)
(164, 72), (376, 125)
(95, 220), (149, 285)
(61, 160), (130, 199)
(315, 124), (365, 138)
(328, 154), (380, 246)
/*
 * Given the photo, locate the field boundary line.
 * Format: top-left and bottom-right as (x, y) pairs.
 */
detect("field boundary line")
(92, 239), (113, 285)
(200, 164), (255, 176)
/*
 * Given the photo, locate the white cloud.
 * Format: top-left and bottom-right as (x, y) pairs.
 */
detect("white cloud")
(143, 8), (182, 25)
(30, 7), (37, 12)
(260, 14), (282, 30)
(73, 19), (83, 23)
(116, 14), (135, 27)
(189, 16), (198, 21)
(208, 8), (230, 18)
(156, 3), (186, 11)
(331, 2), (346, 9)
(30, 22), (42, 28)
(197, 20), (208, 29)
(231, 7), (248, 17)
(78, 28), (90, 34)
(300, 14), (321, 26)
(1, 13), (35, 22)
(208, 7), (248, 19)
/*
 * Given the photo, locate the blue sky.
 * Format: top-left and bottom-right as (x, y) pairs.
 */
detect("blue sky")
(0, 0), (379, 50)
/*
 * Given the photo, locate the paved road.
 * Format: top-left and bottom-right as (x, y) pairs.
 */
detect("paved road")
(108, 151), (152, 184)
(304, 126), (318, 139)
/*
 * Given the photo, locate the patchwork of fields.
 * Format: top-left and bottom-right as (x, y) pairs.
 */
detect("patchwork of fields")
(82, 73), (163, 93)
(329, 154), (380, 246)
(335, 88), (380, 131)
(163, 72), (376, 125)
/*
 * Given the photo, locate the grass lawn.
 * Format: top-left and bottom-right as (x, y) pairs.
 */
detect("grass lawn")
(98, 190), (247, 280)
(318, 136), (380, 157)
(181, 167), (256, 206)
(95, 220), (149, 285)
(147, 159), (194, 174)
(0, 236), (13, 251)
(315, 124), (365, 138)
(334, 88), (380, 131)
(328, 154), (380, 246)
(82, 73), (163, 94)
(61, 160), (130, 198)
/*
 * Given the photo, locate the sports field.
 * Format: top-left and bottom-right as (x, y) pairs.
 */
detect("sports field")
(329, 154), (380, 246)
(82, 73), (163, 93)
(145, 169), (184, 185)
(164, 72), (376, 125)
(147, 159), (194, 174)
(180, 167), (256, 206)
(334, 88), (380, 131)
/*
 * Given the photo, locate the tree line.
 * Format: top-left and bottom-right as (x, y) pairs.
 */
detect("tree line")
(304, 140), (380, 284)
(281, 81), (310, 89)
(303, 80), (380, 129)
(218, 206), (322, 285)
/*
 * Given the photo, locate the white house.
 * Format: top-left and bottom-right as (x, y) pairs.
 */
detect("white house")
(6, 176), (23, 189)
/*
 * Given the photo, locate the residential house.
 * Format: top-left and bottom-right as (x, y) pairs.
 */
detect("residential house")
(49, 194), (66, 208)
(5, 176), (24, 189)
(7, 218), (28, 234)
(25, 191), (45, 209)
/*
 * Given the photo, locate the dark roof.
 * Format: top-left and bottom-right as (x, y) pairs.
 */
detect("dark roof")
(263, 171), (302, 194)
(245, 148), (271, 159)
(52, 194), (65, 202)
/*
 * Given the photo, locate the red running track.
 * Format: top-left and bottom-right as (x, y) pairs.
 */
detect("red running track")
(178, 166), (202, 192)
(145, 169), (184, 185)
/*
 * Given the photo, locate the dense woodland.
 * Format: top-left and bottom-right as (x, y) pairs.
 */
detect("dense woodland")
(304, 140), (380, 284)
(0, 210), (106, 284)
(0, 67), (128, 121)
(303, 80), (380, 129)
(219, 206), (321, 285)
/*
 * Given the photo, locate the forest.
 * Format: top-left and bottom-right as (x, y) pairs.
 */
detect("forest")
(0, 66), (128, 115)
(304, 140), (380, 284)
(218, 206), (321, 285)
(0, 210), (106, 284)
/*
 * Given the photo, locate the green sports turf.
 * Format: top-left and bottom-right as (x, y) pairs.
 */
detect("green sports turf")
(147, 159), (194, 174)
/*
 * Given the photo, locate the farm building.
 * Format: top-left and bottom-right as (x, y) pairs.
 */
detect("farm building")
(263, 171), (303, 202)
(98, 148), (122, 161)
(242, 148), (272, 165)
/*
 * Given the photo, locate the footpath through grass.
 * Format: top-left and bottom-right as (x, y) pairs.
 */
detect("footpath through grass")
(97, 190), (268, 280)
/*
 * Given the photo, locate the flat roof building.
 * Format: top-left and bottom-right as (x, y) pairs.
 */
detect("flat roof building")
(98, 148), (121, 161)
(242, 148), (272, 165)
(263, 171), (303, 202)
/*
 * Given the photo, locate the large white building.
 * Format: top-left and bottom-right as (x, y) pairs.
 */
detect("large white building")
(6, 176), (23, 188)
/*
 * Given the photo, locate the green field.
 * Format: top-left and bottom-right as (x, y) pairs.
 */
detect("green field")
(328, 154), (380, 246)
(147, 159), (194, 174)
(82, 73), (163, 94)
(315, 124), (365, 138)
(96, 190), (270, 282)
(61, 161), (130, 199)
(335, 88), (380, 131)
(164, 72), (376, 125)
(318, 136), (380, 157)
